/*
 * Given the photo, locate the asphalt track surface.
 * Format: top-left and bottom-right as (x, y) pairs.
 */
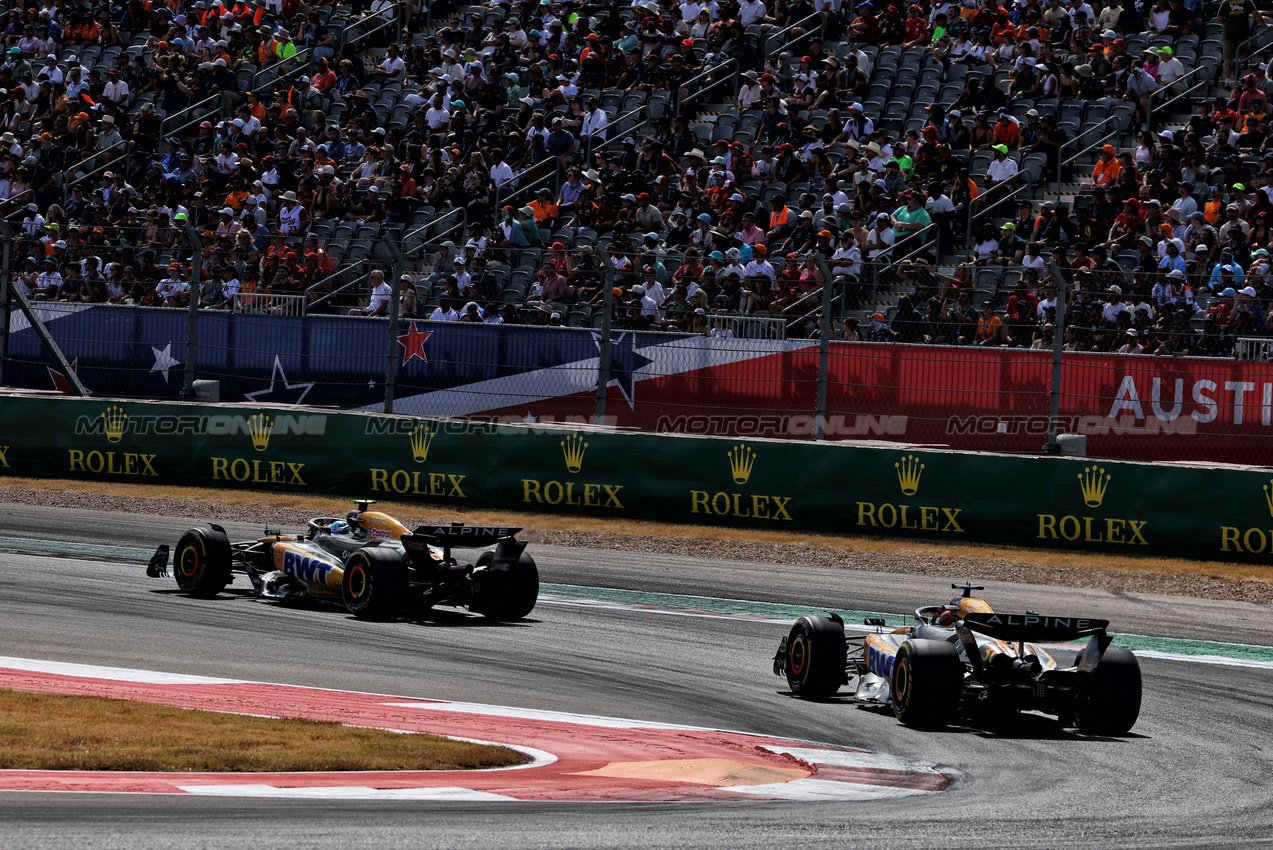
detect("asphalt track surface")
(1, 504), (1272, 849)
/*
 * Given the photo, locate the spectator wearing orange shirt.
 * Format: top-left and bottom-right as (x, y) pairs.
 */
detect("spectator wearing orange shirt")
(1203, 185), (1224, 225)
(528, 188), (559, 225)
(991, 112), (1020, 148)
(1083, 144), (1122, 190)
(310, 58), (337, 93)
(976, 299), (1006, 345)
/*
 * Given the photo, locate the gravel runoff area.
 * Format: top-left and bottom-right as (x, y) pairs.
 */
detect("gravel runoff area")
(3, 486), (1271, 606)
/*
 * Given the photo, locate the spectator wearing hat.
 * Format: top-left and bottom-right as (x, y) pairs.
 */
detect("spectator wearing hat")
(1083, 144), (1123, 191)
(985, 144), (1018, 186)
(1209, 247), (1247, 289)
(865, 213), (895, 262)
(156, 263), (188, 308)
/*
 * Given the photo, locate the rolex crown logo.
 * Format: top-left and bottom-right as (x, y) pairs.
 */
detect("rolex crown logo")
(561, 434), (588, 474)
(1078, 466), (1111, 508)
(248, 413), (274, 452)
(895, 454), (925, 496)
(410, 423), (436, 463)
(101, 405), (128, 443)
(1264, 480), (1273, 519)
(728, 444), (756, 485)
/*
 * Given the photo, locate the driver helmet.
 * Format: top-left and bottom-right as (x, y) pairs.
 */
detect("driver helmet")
(935, 609), (958, 627)
(329, 520), (349, 535)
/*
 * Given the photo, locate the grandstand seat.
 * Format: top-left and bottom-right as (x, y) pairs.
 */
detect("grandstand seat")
(647, 91), (670, 120)
(621, 91), (647, 113)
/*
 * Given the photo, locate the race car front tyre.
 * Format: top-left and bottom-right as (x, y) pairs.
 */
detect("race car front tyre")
(172, 526), (232, 598)
(1076, 647), (1142, 735)
(890, 639), (963, 728)
(470, 550), (539, 621)
(783, 616), (847, 699)
(341, 547), (408, 620)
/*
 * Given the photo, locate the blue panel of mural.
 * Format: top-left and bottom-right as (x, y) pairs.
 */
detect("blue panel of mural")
(4, 304), (682, 412)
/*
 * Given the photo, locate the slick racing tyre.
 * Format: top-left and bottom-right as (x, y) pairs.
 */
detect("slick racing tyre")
(470, 550), (539, 621)
(783, 616), (847, 700)
(341, 547), (409, 620)
(890, 639), (964, 728)
(172, 526), (232, 598)
(1076, 647), (1142, 735)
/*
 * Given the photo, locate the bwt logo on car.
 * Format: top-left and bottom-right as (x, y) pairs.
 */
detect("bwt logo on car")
(279, 550), (335, 585)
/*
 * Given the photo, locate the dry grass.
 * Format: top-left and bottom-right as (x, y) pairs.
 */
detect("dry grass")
(0, 688), (524, 772)
(4, 477), (1271, 586)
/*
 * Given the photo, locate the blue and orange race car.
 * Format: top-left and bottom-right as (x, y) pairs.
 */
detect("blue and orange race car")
(146, 500), (538, 621)
(773, 583), (1141, 734)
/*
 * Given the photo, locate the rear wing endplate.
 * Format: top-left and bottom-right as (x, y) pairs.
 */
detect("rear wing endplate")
(962, 612), (1109, 642)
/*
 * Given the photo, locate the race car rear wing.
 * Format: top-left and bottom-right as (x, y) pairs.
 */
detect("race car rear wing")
(402, 523), (527, 567)
(962, 612), (1109, 642)
(409, 523), (522, 547)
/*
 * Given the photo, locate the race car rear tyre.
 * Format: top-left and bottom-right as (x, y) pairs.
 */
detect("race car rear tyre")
(890, 639), (964, 728)
(341, 547), (408, 620)
(1076, 647), (1142, 735)
(470, 550), (539, 621)
(783, 616), (847, 699)
(172, 526), (232, 598)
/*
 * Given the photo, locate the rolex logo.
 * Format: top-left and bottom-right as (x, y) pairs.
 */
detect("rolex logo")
(101, 405), (128, 443)
(895, 454), (924, 496)
(727, 444), (755, 485)
(561, 434), (587, 473)
(248, 413), (274, 452)
(1264, 479), (1273, 518)
(410, 423), (436, 463)
(1078, 466), (1111, 508)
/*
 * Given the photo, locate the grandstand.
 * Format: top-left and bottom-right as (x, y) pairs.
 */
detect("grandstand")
(4, 0), (1273, 358)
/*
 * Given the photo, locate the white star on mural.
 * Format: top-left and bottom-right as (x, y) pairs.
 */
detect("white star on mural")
(244, 356), (315, 404)
(150, 343), (181, 383)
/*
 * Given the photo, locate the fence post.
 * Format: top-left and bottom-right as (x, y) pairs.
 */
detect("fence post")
(594, 244), (615, 424)
(1054, 139), (1066, 202)
(0, 221), (11, 387)
(814, 258), (833, 440)
(181, 223), (203, 400)
(384, 236), (405, 415)
(1044, 260), (1068, 454)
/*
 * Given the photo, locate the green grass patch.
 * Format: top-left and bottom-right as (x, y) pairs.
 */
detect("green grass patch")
(0, 688), (525, 772)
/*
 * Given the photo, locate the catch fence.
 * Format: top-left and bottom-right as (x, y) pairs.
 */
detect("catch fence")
(4, 233), (1272, 467)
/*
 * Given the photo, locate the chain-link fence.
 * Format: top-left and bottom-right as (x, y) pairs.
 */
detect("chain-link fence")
(5, 236), (1273, 467)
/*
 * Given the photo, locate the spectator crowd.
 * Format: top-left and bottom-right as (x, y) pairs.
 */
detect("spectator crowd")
(3, 0), (1273, 357)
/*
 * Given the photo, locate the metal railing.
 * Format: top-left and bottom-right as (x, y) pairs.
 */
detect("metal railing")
(1236, 336), (1272, 361)
(233, 291), (306, 315)
(677, 59), (740, 116)
(403, 206), (467, 263)
(61, 149), (132, 204)
(867, 220), (939, 311)
(250, 10), (398, 98)
(968, 177), (1033, 243)
(304, 260), (372, 314)
(713, 314), (788, 339)
(764, 12), (823, 59)
(1052, 30), (1273, 203)
(495, 103), (650, 212)
(160, 92), (221, 139)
